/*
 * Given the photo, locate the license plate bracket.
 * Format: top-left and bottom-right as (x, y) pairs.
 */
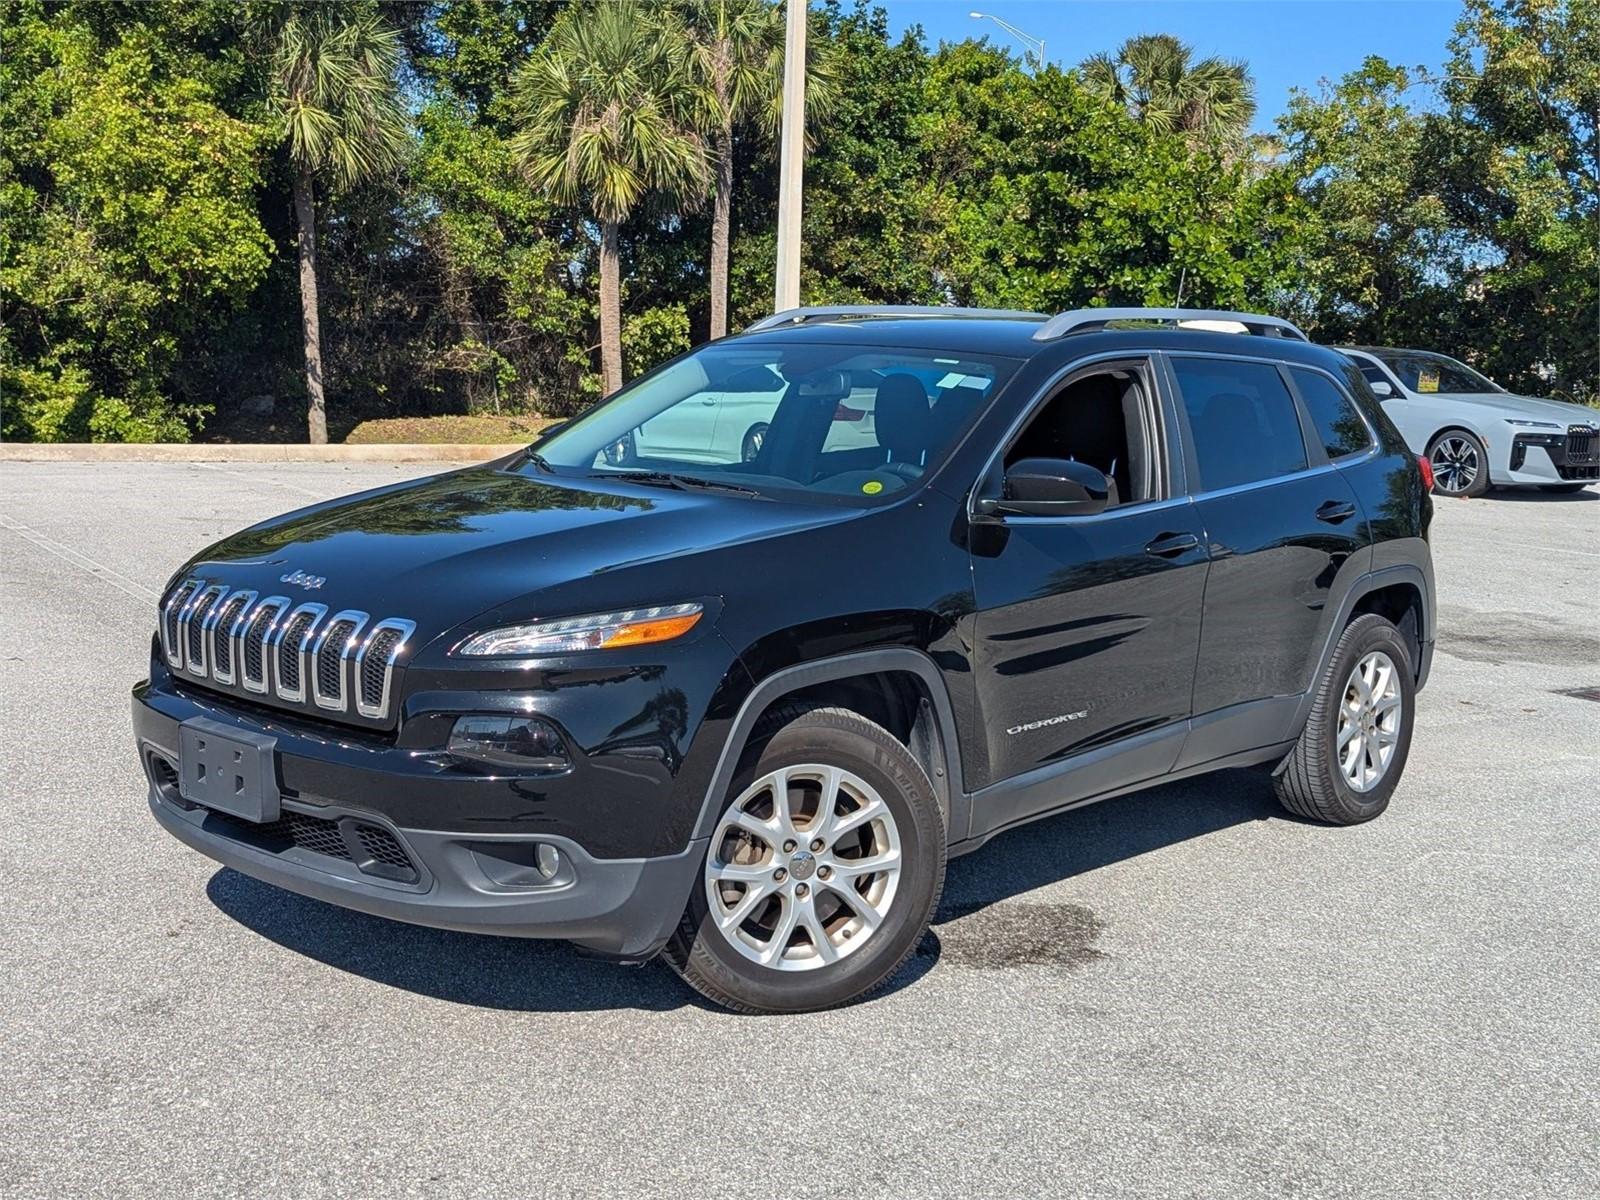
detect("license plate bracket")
(178, 718), (280, 823)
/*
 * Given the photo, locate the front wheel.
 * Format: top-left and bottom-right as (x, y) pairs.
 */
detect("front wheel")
(1426, 429), (1491, 497)
(1273, 613), (1416, 825)
(666, 705), (945, 1014)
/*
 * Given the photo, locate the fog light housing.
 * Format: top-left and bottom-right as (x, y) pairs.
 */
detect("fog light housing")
(448, 714), (570, 773)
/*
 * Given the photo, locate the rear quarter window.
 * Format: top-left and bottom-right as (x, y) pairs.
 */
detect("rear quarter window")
(1291, 368), (1374, 459)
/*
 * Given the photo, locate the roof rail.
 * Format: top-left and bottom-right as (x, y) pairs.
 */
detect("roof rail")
(744, 305), (1046, 333)
(1032, 307), (1309, 343)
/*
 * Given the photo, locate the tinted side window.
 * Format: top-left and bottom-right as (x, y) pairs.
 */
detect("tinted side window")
(1357, 364), (1395, 392)
(1292, 368), (1373, 459)
(1171, 358), (1307, 491)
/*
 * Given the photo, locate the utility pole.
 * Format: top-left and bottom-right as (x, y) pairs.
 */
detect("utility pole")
(773, 0), (806, 312)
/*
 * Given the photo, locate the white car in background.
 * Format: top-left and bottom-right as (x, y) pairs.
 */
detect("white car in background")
(1341, 346), (1600, 496)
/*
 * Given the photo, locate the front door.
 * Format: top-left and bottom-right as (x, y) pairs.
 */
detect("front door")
(968, 358), (1208, 800)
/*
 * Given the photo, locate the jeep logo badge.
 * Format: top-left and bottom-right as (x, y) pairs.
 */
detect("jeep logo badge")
(279, 569), (326, 590)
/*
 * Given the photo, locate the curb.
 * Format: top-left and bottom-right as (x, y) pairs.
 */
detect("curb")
(0, 443), (526, 464)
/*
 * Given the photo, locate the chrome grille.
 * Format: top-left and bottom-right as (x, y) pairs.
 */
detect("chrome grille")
(158, 580), (413, 721)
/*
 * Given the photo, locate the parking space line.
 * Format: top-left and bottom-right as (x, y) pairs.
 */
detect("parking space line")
(192, 462), (334, 499)
(0, 514), (159, 602)
(1461, 537), (1600, 560)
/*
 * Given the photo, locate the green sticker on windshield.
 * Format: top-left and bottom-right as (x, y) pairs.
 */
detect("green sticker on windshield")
(862, 480), (884, 495)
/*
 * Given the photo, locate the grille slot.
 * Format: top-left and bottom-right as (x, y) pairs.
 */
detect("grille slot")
(240, 598), (288, 693)
(208, 591), (254, 683)
(310, 612), (367, 711)
(159, 580), (411, 721)
(161, 580), (198, 667)
(274, 607), (321, 699)
(355, 620), (416, 718)
(362, 629), (403, 705)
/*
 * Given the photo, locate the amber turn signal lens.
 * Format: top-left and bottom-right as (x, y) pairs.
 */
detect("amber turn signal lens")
(600, 610), (703, 647)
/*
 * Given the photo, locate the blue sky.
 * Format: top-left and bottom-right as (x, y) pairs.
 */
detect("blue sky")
(880, 1), (1464, 132)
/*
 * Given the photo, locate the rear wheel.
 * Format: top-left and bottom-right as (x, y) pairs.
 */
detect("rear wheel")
(1273, 614), (1415, 825)
(666, 705), (944, 1014)
(1426, 429), (1490, 497)
(740, 422), (768, 464)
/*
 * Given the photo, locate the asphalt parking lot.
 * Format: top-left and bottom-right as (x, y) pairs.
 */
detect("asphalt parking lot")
(2, 460), (1597, 1198)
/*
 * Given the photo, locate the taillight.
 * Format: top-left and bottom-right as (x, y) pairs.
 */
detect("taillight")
(1417, 455), (1435, 491)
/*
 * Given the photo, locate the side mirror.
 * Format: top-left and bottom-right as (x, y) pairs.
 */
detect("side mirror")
(1369, 380), (1396, 398)
(975, 458), (1114, 519)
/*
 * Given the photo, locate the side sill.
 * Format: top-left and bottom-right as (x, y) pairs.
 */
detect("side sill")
(949, 738), (1294, 859)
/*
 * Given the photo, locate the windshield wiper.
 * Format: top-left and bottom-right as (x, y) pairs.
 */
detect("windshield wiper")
(523, 449), (553, 473)
(590, 470), (765, 498)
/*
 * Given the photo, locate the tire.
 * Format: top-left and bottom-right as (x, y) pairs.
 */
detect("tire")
(740, 422), (768, 464)
(1538, 483), (1588, 494)
(1426, 429), (1491, 497)
(1273, 613), (1416, 825)
(665, 703), (945, 1014)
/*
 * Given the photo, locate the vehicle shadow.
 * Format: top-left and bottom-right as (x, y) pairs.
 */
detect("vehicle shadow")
(205, 768), (1288, 1013)
(1478, 486), (1596, 502)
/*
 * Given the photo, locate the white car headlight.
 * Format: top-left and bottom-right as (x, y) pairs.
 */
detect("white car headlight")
(452, 603), (704, 657)
(1503, 419), (1562, 429)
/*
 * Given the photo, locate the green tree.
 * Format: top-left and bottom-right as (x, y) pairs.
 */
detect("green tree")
(918, 45), (1297, 313)
(510, 1), (711, 395)
(265, 5), (410, 443)
(0, 1), (271, 441)
(1276, 58), (1457, 346)
(1079, 33), (1256, 145)
(1438, 0), (1599, 400)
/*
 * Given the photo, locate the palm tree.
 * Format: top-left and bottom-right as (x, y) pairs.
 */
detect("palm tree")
(267, 7), (409, 444)
(1079, 34), (1256, 144)
(511, 2), (712, 396)
(682, 1), (783, 340)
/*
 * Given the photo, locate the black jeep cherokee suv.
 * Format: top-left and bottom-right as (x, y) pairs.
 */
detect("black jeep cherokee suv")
(134, 306), (1435, 1013)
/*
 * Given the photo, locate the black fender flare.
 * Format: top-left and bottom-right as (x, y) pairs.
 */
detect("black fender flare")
(1291, 563), (1434, 734)
(689, 647), (968, 844)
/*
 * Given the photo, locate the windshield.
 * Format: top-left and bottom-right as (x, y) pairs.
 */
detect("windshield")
(1374, 350), (1503, 395)
(531, 341), (1020, 504)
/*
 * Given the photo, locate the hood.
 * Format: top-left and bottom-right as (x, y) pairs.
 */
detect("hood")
(180, 463), (852, 648)
(1430, 390), (1600, 429)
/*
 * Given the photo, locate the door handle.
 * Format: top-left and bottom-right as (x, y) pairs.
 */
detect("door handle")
(1316, 500), (1358, 524)
(1144, 531), (1200, 558)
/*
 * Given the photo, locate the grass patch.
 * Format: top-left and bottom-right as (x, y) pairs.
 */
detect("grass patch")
(343, 414), (556, 445)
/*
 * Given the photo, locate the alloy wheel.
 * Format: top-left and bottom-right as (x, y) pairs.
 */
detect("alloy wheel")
(704, 764), (902, 970)
(1429, 436), (1479, 494)
(1337, 650), (1403, 792)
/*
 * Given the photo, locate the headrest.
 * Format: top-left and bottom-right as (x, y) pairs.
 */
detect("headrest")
(875, 374), (931, 460)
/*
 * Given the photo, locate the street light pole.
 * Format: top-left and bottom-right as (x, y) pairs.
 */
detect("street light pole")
(773, 0), (806, 312)
(969, 11), (1044, 72)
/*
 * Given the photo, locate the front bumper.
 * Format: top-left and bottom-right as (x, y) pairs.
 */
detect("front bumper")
(1503, 428), (1600, 485)
(134, 685), (704, 959)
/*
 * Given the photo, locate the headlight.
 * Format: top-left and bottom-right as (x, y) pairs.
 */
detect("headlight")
(1503, 419), (1562, 429)
(452, 602), (704, 657)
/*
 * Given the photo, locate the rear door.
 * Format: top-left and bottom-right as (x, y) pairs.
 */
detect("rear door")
(1165, 353), (1371, 764)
